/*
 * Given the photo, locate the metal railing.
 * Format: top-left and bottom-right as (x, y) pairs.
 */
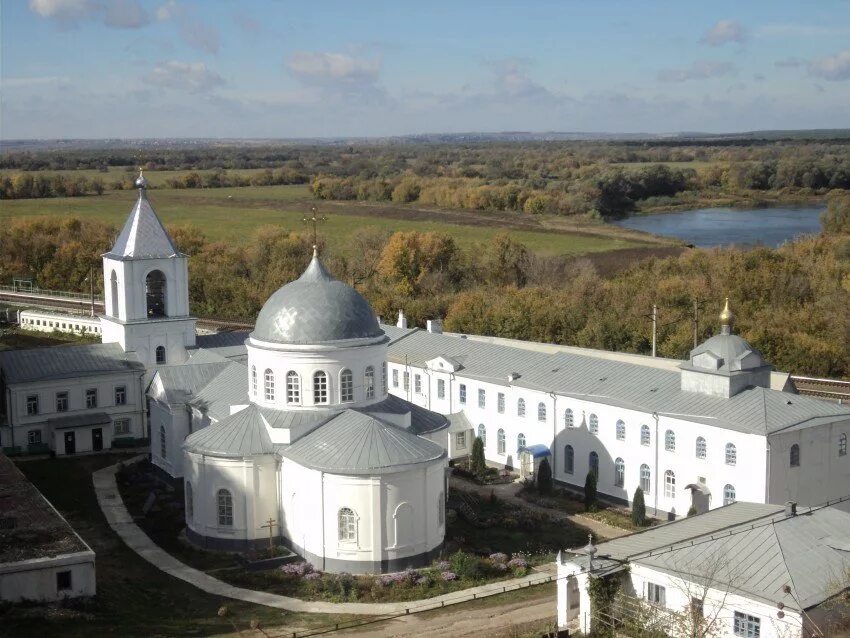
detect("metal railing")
(0, 284), (103, 303)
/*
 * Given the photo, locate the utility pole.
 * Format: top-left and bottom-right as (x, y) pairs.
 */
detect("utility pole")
(692, 298), (699, 348)
(651, 304), (657, 358)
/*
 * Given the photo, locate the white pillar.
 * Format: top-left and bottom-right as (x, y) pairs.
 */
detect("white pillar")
(576, 572), (592, 634)
(556, 553), (569, 628)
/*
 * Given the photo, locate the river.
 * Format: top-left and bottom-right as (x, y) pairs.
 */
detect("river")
(611, 206), (825, 248)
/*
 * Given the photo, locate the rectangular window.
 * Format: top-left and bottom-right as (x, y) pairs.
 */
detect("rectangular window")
(85, 388), (98, 409)
(55, 391), (69, 412)
(478, 388), (486, 409)
(497, 393), (505, 414)
(56, 570), (72, 592)
(392, 368), (399, 388)
(28, 430), (42, 444)
(414, 374), (422, 394)
(459, 384), (467, 404)
(403, 371), (410, 391)
(437, 379), (445, 399)
(114, 385), (127, 405)
(26, 395), (39, 416)
(734, 612), (760, 638)
(455, 432), (466, 449)
(114, 418), (130, 435)
(647, 583), (666, 607)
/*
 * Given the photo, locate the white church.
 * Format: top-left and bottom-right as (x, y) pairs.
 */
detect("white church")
(2, 172), (849, 573)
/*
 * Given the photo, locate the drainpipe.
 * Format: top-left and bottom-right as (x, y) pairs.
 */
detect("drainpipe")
(320, 471), (326, 571)
(765, 439), (771, 504)
(422, 368), (432, 410)
(653, 412), (660, 516)
(550, 392), (557, 479)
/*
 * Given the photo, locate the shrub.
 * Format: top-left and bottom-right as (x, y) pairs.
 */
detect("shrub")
(488, 552), (508, 565)
(441, 571), (457, 582)
(537, 457), (553, 494)
(584, 471), (598, 512)
(433, 560), (450, 571)
(632, 487), (646, 526)
(687, 506), (698, 517)
(449, 550), (480, 580)
(470, 436), (486, 478)
(279, 561), (313, 576)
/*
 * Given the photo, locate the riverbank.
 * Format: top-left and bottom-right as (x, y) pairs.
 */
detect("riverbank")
(634, 188), (826, 216)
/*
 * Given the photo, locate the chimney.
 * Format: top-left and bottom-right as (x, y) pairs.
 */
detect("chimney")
(396, 310), (407, 329)
(426, 319), (443, 334)
(784, 501), (797, 517)
(508, 372), (521, 383)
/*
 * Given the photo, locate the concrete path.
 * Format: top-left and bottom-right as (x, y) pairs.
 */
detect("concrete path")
(451, 477), (629, 541)
(93, 459), (554, 616)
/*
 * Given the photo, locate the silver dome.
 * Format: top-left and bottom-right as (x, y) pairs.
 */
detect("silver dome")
(251, 255), (383, 344)
(688, 333), (767, 373)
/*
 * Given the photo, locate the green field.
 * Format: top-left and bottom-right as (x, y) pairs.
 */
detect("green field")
(0, 184), (664, 258)
(0, 165), (282, 187)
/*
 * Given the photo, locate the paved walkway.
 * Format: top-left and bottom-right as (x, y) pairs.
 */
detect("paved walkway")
(451, 477), (629, 541)
(93, 458), (554, 616)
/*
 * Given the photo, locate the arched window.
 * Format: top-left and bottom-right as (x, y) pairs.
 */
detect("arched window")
(664, 470), (675, 498)
(264, 369), (275, 401)
(616, 420), (626, 441)
(517, 433), (526, 452)
(145, 269), (167, 318)
(564, 445), (574, 474)
(696, 436), (707, 459)
(251, 366), (257, 396)
(217, 489), (233, 527)
(159, 424), (167, 460)
(338, 507), (357, 542)
(589, 451), (599, 476)
(589, 413), (599, 434)
(537, 403), (547, 422)
(477, 424), (486, 446)
(185, 481), (194, 522)
(364, 366), (375, 399)
(665, 430), (675, 452)
(790, 444), (800, 467)
(840, 433), (848, 457)
(640, 464), (651, 493)
(497, 428), (506, 455)
(382, 362), (387, 394)
(155, 345), (166, 364)
(723, 484), (736, 505)
(340, 369), (354, 402)
(640, 424), (651, 446)
(565, 408), (574, 428)
(393, 502), (413, 548)
(286, 371), (300, 404)
(314, 371), (328, 404)
(725, 443), (737, 466)
(615, 458), (625, 487)
(517, 398), (526, 417)
(110, 270), (118, 317)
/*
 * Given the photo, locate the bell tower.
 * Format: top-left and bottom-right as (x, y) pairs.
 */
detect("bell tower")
(100, 170), (196, 367)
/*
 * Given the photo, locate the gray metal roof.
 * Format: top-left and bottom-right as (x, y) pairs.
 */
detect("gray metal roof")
(581, 502), (850, 611)
(280, 409), (446, 474)
(682, 332), (769, 375)
(251, 255), (384, 345)
(154, 362), (230, 404)
(0, 343), (145, 384)
(104, 188), (180, 260)
(183, 404), (275, 458)
(188, 361), (250, 420)
(387, 330), (850, 436)
(194, 331), (250, 361)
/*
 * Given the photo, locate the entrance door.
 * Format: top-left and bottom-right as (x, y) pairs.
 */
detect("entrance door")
(92, 428), (103, 452)
(64, 431), (76, 455)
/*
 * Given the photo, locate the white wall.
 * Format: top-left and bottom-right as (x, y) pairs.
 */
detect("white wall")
(0, 552), (96, 603)
(19, 311), (101, 336)
(767, 419), (850, 506)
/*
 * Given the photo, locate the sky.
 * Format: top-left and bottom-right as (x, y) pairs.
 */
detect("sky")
(2, 0), (850, 139)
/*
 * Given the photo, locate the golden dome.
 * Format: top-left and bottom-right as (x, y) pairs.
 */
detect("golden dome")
(719, 297), (734, 327)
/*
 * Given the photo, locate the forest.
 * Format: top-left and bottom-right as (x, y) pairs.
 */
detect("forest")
(2, 192), (849, 379)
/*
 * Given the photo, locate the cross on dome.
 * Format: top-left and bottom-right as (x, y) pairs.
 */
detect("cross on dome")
(302, 206), (327, 256)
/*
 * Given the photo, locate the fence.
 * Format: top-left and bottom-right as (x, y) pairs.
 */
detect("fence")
(0, 284), (103, 303)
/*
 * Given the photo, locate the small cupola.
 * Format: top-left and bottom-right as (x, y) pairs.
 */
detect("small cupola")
(680, 298), (772, 398)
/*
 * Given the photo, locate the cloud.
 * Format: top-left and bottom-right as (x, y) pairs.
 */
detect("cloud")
(756, 24), (850, 38)
(807, 50), (850, 81)
(701, 20), (746, 46)
(287, 51), (381, 84)
(775, 57), (804, 68)
(28, 0), (150, 28)
(658, 60), (735, 82)
(155, 0), (181, 22)
(489, 58), (553, 100)
(180, 19), (221, 54)
(146, 61), (225, 92)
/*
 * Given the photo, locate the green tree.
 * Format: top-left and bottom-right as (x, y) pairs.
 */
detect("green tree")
(632, 487), (646, 526)
(536, 457), (552, 494)
(470, 436), (486, 479)
(584, 471), (597, 512)
(822, 192), (850, 234)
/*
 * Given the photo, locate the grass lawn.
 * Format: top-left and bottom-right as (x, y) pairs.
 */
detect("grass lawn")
(0, 184), (658, 258)
(0, 326), (99, 352)
(3, 454), (357, 638)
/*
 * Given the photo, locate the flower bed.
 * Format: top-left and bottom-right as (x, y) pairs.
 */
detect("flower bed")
(220, 551), (533, 603)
